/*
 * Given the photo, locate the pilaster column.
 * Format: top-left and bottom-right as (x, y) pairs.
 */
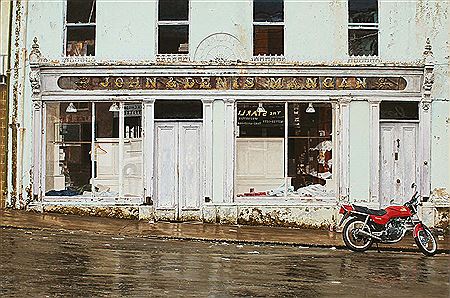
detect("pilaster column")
(368, 99), (381, 204)
(201, 98), (213, 202)
(224, 98), (235, 203)
(32, 100), (42, 199)
(143, 99), (155, 202)
(338, 97), (351, 200)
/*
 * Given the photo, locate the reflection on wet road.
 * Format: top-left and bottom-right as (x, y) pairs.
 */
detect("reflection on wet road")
(1, 227), (449, 297)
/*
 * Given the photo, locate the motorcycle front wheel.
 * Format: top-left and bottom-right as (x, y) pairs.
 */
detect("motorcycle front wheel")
(342, 218), (374, 252)
(415, 227), (437, 256)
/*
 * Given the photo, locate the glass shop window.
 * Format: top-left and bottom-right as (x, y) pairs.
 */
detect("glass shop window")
(158, 0), (189, 54)
(66, 0), (96, 56)
(235, 102), (334, 199)
(253, 0), (284, 56)
(348, 0), (378, 56)
(380, 101), (419, 120)
(45, 102), (143, 198)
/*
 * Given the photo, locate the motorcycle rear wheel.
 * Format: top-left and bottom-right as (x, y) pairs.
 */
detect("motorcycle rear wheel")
(415, 227), (437, 256)
(343, 218), (374, 252)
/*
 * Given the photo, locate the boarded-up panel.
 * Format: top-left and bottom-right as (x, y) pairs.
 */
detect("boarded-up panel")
(179, 123), (202, 210)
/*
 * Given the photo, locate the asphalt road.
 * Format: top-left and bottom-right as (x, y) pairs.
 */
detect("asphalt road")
(1, 227), (449, 297)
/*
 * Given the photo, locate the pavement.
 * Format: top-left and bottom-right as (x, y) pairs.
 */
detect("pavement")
(1, 209), (449, 253)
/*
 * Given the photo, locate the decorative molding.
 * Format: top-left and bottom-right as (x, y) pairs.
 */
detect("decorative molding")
(194, 33), (245, 62)
(156, 54), (189, 63)
(29, 69), (40, 95)
(29, 37), (42, 64)
(251, 55), (286, 63)
(422, 38), (435, 97)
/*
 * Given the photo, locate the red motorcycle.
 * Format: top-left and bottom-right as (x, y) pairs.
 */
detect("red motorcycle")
(339, 184), (437, 256)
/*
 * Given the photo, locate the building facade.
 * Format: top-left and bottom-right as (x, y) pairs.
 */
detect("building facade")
(7, 0), (450, 229)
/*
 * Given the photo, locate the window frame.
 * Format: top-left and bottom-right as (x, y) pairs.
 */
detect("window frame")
(64, 0), (97, 57)
(348, 0), (379, 57)
(234, 101), (337, 202)
(252, 0), (285, 57)
(156, 0), (190, 56)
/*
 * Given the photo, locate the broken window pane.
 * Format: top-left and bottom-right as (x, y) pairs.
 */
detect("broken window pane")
(380, 101), (419, 120)
(287, 103), (333, 196)
(158, 25), (189, 54)
(45, 102), (93, 197)
(67, 0), (96, 23)
(66, 26), (96, 56)
(254, 0), (284, 22)
(159, 0), (189, 21)
(348, 29), (378, 56)
(254, 25), (284, 55)
(349, 0), (377, 23)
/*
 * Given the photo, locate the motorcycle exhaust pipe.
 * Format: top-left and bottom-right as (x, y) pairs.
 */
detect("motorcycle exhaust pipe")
(357, 229), (382, 241)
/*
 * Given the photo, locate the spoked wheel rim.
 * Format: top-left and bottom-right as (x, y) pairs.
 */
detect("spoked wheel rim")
(417, 229), (437, 254)
(345, 220), (372, 249)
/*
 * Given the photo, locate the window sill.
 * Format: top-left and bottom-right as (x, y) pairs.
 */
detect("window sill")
(156, 54), (190, 63)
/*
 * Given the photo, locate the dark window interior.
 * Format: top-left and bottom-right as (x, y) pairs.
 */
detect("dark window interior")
(159, 0), (189, 21)
(348, 29), (378, 56)
(237, 103), (285, 137)
(349, 0), (378, 23)
(380, 101), (419, 120)
(155, 100), (203, 119)
(158, 25), (189, 54)
(254, 25), (284, 55)
(67, 0), (96, 23)
(66, 26), (96, 56)
(254, 0), (284, 22)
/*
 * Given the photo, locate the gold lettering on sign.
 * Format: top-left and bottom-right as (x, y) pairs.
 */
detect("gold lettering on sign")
(184, 77), (195, 89)
(338, 78), (350, 89)
(356, 78), (367, 89)
(145, 77), (156, 89)
(75, 77), (89, 89)
(244, 78), (255, 89)
(115, 77), (124, 88)
(305, 78), (318, 89)
(166, 77), (178, 89)
(199, 77), (211, 89)
(268, 78), (283, 89)
(128, 77), (139, 89)
(99, 77), (110, 88)
(322, 77), (334, 89)
(286, 78), (299, 90)
(216, 77), (228, 89)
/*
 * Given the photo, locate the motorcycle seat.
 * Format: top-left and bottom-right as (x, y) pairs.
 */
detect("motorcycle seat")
(352, 205), (387, 216)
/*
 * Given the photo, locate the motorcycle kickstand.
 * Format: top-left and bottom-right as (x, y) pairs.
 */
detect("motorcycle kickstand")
(376, 242), (381, 253)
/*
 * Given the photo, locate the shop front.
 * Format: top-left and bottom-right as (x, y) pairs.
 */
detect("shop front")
(29, 58), (430, 228)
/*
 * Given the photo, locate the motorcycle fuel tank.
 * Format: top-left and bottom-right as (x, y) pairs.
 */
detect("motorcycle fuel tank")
(370, 206), (412, 225)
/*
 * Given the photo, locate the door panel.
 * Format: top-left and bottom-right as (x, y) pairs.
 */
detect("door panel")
(155, 123), (178, 209)
(379, 123), (418, 207)
(179, 123), (202, 210)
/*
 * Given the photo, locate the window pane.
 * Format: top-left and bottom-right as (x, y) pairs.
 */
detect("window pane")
(66, 26), (96, 56)
(287, 103), (333, 197)
(45, 102), (92, 197)
(67, 0), (96, 23)
(254, 0), (284, 22)
(349, 0), (378, 23)
(236, 103), (285, 197)
(348, 29), (378, 56)
(380, 101), (419, 120)
(254, 25), (284, 55)
(158, 25), (189, 54)
(159, 0), (188, 21)
(155, 100), (202, 119)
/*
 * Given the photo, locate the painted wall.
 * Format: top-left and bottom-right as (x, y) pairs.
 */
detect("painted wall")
(431, 101), (450, 190)
(348, 101), (370, 202)
(212, 99), (226, 203)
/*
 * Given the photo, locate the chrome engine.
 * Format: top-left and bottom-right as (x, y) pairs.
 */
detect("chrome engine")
(383, 218), (407, 242)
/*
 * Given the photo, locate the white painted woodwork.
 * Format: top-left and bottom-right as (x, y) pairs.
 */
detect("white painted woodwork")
(143, 99), (155, 201)
(154, 122), (202, 216)
(235, 138), (284, 194)
(380, 123), (418, 206)
(369, 101), (380, 203)
(338, 100), (350, 199)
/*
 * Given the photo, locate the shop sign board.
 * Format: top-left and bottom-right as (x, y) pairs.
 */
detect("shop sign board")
(57, 76), (407, 91)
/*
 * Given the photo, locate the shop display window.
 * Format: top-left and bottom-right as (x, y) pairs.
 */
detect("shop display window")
(235, 102), (334, 199)
(44, 102), (143, 199)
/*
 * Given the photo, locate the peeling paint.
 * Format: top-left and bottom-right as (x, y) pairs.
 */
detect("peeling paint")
(43, 205), (139, 220)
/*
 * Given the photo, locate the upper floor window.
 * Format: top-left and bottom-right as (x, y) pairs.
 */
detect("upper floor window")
(348, 0), (378, 56)
(158, 0), (189, 54)
(253, 0), (284, 56)
(65, 0), (96, 56)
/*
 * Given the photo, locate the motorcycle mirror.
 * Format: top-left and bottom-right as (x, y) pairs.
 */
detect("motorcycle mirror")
(411, 183), (416, 189)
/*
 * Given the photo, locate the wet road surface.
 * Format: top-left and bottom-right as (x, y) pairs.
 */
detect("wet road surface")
(1, 227), (449, 297)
